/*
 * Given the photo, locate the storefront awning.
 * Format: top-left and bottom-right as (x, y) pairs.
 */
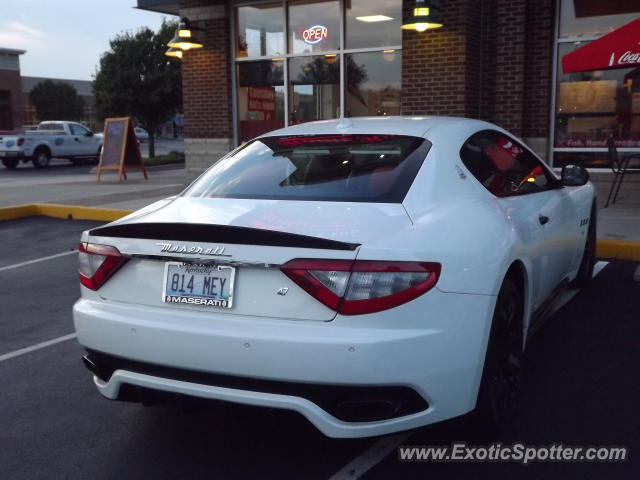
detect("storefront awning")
(562, 18), (640, 74)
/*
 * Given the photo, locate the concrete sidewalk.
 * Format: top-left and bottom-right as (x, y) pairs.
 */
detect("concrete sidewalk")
(0, 164), (187, 211)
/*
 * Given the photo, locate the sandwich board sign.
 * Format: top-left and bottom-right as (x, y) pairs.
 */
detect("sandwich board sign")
(96, 117), (148, 181)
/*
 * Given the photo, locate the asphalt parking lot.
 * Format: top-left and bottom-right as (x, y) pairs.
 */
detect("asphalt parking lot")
(1, 216), (638, 480)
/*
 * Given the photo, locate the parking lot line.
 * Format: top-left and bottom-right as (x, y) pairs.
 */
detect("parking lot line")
(0, 333), (77, 362)
(329, 432), (412, 480)
(0, 250), (77, 273)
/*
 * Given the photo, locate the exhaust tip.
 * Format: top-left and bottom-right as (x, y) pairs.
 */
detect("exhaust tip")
(82, 355), (100, 378)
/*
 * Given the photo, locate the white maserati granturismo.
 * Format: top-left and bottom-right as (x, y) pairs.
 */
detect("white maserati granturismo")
(73, 117), (596, 438)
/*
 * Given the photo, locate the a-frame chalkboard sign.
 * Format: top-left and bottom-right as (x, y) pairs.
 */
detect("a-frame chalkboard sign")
(96, 117), (148, 181)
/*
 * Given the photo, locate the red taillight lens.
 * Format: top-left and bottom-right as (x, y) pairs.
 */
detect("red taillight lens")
(17, 137), (24, 146)
(78, 242), (126, 290)
(281, 259), (441, 315)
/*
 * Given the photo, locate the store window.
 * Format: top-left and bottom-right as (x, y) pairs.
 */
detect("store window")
(234, 0), (402, 144)
(346, 51), (401, 117)
(345, 0), (402, 50)
(237, 60), (285, 142)
(553, 0), (640, 168)
(289, 55), (340, 123)
(559, 0), (640, 38)
(236, 3), (284, 58)
(288, 0), (340, 54)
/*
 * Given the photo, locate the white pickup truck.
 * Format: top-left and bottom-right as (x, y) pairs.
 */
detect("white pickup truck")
(0, 121), (103, 169)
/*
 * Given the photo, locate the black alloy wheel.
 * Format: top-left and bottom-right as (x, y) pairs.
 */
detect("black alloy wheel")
(475, 278), (524, 432)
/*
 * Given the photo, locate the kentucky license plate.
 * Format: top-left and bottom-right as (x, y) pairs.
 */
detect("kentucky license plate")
(162, 262), (235, 308)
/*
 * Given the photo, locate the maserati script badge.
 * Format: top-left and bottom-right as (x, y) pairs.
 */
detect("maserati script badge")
(156, 243), (231, 257)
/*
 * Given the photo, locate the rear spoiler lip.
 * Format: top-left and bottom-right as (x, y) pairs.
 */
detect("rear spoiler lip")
(89, 222), (361, 251)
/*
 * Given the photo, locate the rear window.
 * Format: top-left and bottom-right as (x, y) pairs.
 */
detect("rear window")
(184, 134), (430, 203)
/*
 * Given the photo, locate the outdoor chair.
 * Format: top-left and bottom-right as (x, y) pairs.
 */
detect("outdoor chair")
(604, 136), (640, 207)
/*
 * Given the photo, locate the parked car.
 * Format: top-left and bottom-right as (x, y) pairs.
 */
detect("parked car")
(134, 127), (149, 142)
(73, 117), (596, 438)
(0, 121), (102, 169)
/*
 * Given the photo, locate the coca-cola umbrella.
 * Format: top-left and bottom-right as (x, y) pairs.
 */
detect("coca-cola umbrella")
(562, 18), (640, 74)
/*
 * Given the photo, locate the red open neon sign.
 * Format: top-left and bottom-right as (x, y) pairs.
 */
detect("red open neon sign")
(302, 25), (328, 45)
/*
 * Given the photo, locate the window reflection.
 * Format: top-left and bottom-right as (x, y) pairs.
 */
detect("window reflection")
(288, 0), (340, 54)
(346, 51), (401, 117)
(345, 0), (402, 49)
(559, 0), (640, 38)
(236, 4), (284, 58)
(237, 61), (285, 142)
(555, 42), (640, 159)
(289, 56), (340, 124)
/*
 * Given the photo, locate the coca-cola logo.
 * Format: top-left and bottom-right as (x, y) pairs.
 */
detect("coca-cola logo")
(616, 50), (640, 65)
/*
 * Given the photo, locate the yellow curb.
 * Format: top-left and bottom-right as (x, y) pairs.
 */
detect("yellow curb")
(0, 203), (133, 222)
(0, 204), (38, 221)
(596, 240), (640, 262)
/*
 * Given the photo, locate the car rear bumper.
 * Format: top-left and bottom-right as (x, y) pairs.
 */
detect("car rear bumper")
(73, 290), (496, 438)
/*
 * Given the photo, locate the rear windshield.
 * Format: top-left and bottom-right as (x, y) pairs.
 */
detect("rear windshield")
(184, 134), (430, 203)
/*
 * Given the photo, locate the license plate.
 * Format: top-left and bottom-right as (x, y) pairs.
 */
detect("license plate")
(162, 262), (235, 308)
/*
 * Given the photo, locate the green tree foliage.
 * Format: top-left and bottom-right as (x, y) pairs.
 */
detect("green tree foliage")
(93, 20), (182, 157)
(29, 80), (84, 122)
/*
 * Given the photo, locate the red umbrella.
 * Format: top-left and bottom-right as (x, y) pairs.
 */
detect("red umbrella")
(562, 18), (640, 74)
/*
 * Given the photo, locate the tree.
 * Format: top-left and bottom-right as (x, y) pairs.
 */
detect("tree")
(93, 20), (182, 158)
(30, 80), (84, 122)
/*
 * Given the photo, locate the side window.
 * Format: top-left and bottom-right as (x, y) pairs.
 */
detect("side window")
(70, 124), (89, 136)
(460, 130), (554, 197)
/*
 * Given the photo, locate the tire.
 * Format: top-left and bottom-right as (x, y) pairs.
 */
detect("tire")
(2, 158), (18, 169)
(32, 148), (51, 169)
(473, 278), (524, 432)
(571, 201), (597, 290)
(93, 146), (102, 165)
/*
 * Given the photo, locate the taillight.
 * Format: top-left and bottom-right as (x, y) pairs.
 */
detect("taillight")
(17, 137), (25, 146)
(78, 242), (126, 290)
(281, 259), (441, 315)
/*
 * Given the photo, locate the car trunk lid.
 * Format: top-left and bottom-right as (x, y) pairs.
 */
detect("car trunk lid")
(87, 197), (412, 321)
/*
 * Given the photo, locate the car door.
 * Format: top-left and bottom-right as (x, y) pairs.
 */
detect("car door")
(460, 131), (578, 310)
(68, 123), (96, 156)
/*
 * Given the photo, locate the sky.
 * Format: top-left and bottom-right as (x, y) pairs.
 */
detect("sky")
(1, 0), (171, 81)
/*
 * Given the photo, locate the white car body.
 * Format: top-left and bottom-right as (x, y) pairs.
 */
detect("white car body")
(134, 127), (149, 142)
(73, 117), (595, 438)
(0, 121), (102, 168)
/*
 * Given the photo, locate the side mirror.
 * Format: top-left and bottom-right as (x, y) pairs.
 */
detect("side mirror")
(560, 164), (589, 187)
(85, 131), (94, 137)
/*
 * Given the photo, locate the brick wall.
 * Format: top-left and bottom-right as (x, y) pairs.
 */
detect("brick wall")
(181, 9), (231, 139)
(0, 70), (23, 130)
(523, 0), (554, 139)
(179, 0), (232, 179)
(401, 0), (477, 117)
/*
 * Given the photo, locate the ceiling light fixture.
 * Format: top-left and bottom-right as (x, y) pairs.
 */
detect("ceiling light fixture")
(356, 15), (393, 23)
(402, 0), (443, 32)
(167, 17), (204, 51)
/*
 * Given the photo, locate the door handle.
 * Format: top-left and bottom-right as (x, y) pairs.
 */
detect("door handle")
(74, 137), (80, 142)
(539, 215), (550, 225)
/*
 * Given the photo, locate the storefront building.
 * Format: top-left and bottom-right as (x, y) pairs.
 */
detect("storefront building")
(137, 0), (640, 180)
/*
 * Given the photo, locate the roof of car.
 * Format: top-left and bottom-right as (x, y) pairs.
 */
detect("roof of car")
(261, 116), (493, 139)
